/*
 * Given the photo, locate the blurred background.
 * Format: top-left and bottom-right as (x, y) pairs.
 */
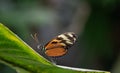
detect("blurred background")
(0, 0), (120, 73)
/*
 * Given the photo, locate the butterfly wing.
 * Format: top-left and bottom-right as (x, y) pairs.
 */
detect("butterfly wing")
(45, 47), (67, 57)
(44, 32), (76, 57)
(45, 38), (67, 57)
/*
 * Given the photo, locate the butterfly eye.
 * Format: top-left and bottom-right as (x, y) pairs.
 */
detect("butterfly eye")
(51, 41), (58, 44)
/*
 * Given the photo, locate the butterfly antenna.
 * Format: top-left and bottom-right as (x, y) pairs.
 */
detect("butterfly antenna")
(31, 33), (44, 52)
(31, 33), (39, 44)
(31, 33), (40, 49)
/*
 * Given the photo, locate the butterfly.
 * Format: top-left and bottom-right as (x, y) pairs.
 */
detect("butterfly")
(44, 32), (76, 57)
(32, 32), (77, 58)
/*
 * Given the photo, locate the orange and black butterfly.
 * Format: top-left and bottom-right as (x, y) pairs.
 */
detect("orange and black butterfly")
(44, 32), (76, 57)
(32, 32), (77, 58)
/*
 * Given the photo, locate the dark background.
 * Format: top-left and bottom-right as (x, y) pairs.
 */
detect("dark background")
(0, 0), (120, 73)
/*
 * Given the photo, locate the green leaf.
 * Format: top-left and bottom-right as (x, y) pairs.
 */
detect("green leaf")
(0, 23), (110, 73)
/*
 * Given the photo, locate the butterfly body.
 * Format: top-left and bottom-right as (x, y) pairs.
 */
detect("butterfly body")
(44, 32), (76, 57)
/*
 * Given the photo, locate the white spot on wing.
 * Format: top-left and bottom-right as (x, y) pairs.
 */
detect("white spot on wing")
(67, 33), (76, 42)
(58, 34), (73, 44)
(73, 38), (76, 42)
(67, 33), (73, 37)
